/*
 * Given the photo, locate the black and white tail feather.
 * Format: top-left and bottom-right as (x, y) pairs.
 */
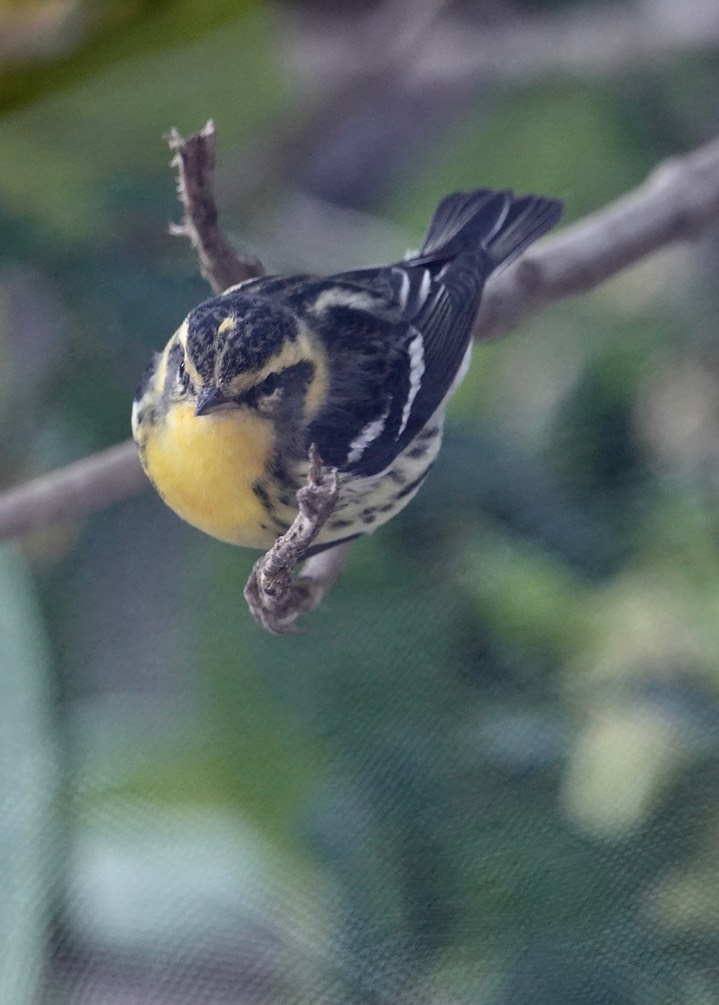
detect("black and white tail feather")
(312, 188), (563, 477)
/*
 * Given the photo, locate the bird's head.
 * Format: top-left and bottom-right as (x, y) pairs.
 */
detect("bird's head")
(133, 292), (328, 449)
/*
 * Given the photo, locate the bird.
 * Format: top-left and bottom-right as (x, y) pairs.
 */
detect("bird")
(132, 188), (563, 554)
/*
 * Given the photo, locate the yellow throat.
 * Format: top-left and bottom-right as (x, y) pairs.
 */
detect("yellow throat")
(142, 400), (279, 548)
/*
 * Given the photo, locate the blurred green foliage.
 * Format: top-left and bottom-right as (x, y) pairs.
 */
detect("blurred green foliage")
(0, 0), (262, 112)
(2, 1), (719, 1002)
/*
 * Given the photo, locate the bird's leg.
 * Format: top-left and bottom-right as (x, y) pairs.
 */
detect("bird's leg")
(244, 445), (346, 634)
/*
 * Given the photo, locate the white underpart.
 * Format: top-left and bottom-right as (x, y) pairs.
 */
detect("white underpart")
(398, 329), (425, 438)
(346, 410), (389, 464)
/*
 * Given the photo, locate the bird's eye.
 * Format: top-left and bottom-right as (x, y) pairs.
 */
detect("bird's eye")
(257, 372), (279, 396)
(178, 357), (191, 392)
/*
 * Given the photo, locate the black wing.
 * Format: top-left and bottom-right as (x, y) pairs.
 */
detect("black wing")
(305, 189), (562, 476)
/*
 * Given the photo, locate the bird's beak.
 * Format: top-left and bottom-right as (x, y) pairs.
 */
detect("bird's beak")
(195, 386), (231, 416)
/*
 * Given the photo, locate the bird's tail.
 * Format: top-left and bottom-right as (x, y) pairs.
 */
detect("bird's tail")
(415, 188), (563, 271)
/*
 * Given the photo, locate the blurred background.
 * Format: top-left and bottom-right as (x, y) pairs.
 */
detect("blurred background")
(3, 0), (719, 1002)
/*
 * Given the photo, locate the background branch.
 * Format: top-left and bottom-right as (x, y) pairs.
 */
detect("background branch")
(0, 441), (144, 540)
(408, 0), (719, 87)
(282, 0), (719, 96)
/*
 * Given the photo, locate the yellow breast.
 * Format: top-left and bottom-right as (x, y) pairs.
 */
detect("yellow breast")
(142, 401), (279, 548)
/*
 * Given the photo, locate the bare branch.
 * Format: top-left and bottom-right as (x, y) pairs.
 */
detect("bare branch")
(244, 447), (341, 633)
(0, 441), (145, 539)
(476, 134), (719, 340)
(409, 0), (719, 87)
(168, 120), (264, 293)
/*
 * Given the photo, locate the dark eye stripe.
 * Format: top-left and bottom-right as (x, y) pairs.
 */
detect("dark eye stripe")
(257, 372), (279, 396)
(279, 360), (314, 394)
(239, 361), (315, 405)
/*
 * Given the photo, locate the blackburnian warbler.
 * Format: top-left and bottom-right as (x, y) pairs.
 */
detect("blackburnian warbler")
(132, 189), (562, 552)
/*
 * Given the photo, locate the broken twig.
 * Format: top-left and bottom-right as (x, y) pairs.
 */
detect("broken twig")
(168, 119), (264, 293)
